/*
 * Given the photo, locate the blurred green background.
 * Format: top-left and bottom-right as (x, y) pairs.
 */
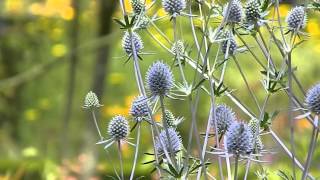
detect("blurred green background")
(0, 0), (319, 179)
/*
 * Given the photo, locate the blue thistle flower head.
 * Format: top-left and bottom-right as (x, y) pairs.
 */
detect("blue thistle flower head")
(83, 91), (102, 108)
(131, 0), (145, 15)
(130, 95), (149, 121)
(286, 6), (307, 30)
(244, 0), (261, 23)
(211, 104), (236, 134)
(155, 128), (182, 155)
(248, 118), (264, 152)
(146, 61), (174, 97)
(122, 31), (144, 55)
(224, 0), (243, 23)
(305, 83), (320, 114)
(108, 115), (129, 140)
(222, 34), (238, 55)
(162, 0), (186, 16)
(226, 122), (253, 155)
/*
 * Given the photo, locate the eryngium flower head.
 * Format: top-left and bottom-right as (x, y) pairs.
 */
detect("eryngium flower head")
(286, 6), (307, 30)
(305, 83), (320, 114)
(83, 91), (101, 108)
(122, 31), (144, 55)
(226, 122), (253, 155)
(162, 0), (186, 16)
(161, 109), (176, 128)
(222, 35), (238, 55)
(108, 115), (129, 140)
(135, 15), (149, 29)
(211, 104), (236, 134)
(224, 0), (243, 23)
(130, 96), (149, 121)
(131, 0), (145, 15)
(155, 128), (182, 155)
(248, 118), (263, 152)
(171, 40), (185, 57)
(146, 61), (174, 96)
(245, 0), (261, 23)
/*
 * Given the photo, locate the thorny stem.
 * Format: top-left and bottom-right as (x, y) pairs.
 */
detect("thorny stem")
(91, 109), (104, 141)
(129, 123), (141, 180)
(117, 141), (124, 180)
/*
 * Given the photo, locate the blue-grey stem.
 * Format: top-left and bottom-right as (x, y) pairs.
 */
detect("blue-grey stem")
(117, 140), (124, 180)
(91, 109), (104, 141)
(234, 155), (239, 180)
(129, 123), (141, 180)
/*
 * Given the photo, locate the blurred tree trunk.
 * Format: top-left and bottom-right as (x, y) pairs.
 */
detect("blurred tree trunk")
(60, 0), (81, 160)
(80, 1), (117, 179)
(91, 1), (117, 99)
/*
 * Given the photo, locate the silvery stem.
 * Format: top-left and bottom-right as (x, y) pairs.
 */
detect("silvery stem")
(129, 123), (141, 180)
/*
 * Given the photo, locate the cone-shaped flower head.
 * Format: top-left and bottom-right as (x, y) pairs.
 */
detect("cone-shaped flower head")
(135, 15), (150, 29)
(245, 0), (261, 23)
(306, 83), (320, 114)
(222, 35), (238, 55)
(130, 96), (149, 121)
(83, 91), (101, 108)
(161, 109), (176, 128)
(162, 0), (186, 16)
(286, 6), (307, 30)
(248, 118), (263, 152)
(108, 115), (129, 140)
(226, 122), (253, 155)
(224, 0), (243, 23)
(171, 40), (185, 57)
(146, 61), (174, 97)
(211, 104), (236, 134)
(131, 0), (145, 15)
(155, 128), (182, 155)
(122, 31), (144, 55)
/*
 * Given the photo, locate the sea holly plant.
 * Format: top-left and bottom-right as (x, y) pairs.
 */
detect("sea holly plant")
(82, 0), (320, 179)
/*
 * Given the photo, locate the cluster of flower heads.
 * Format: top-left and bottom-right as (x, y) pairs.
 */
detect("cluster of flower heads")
(122, 31), (144, 56)
(146, 61), (174, 97)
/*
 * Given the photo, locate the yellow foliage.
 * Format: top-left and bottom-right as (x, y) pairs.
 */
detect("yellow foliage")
(29, 0), (74, 20)
(51, 44), (67, 57)
(108, 73), (125, 85)
(24, 109), (39, 122)
(5, 0), (24, 14)
(307, 19), (320, 37)
(102, 105), (128, 117)
(22, 146), (38, 157)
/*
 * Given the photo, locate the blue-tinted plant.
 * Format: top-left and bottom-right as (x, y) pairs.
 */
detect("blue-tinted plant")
(145, 61), (174, 97)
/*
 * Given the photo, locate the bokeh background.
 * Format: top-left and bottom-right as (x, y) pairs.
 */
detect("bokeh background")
(0, 0), (319, 179)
